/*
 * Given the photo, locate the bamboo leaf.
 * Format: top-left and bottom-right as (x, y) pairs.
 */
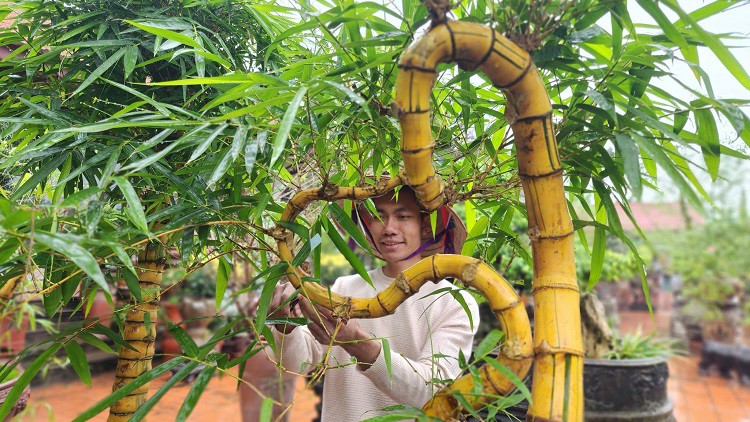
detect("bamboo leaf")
(325, 219), (373, 287)
(244, 130), (268, 176)
(259, 397), (273, 422)
(188, 123), (229, 164)
(126, 20), (201, 49)
(322, 80), (371, 118)
(33, 232), (107, 292)
(216, 256), (231, 310)
(64, 341), (92, 386)
(614, 133), (642, 198)
(10, 153), (68, 201)
(328, 202), (373, 257)
(292, 233), (322, 267)
(130, 361), (201, 422)
(0, 342), (64, 420)
(253, 263), (290, 330)
(70, 48), (127, 97)
(113, 176), (149, 234)
(168, 322), (199, 358)
(208, 124), (248, 187)
(382, 338), (392, 381)
(473, 329), (504, 360)
(78, 332), (115, 354)
(270, 86), (307, 168)
(72, 358), (184, 422)
(694, 108), (720, 180)
(175, 365), (216, 421)
(123, 45), (138, 79)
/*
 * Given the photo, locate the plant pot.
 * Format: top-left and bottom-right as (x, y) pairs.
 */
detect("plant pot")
(0, 366), (31, 421)
(584, 356), (673, 421)
(180, 297), (215, 330)
(0, 316), (28, 358)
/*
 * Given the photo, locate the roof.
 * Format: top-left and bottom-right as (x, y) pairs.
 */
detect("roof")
(615, 202), (704, 232)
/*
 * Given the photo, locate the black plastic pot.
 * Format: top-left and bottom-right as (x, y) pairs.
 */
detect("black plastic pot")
(584, 356), (674, 421)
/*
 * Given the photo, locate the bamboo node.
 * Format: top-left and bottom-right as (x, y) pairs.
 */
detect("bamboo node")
(270, 226), (287, 241)
(320, 182), (340, 200)
(501, 337), (525, 359)
(460, 260), (479, 283)
(527, 225), (541, 242)
(333, 297), (352, 322)
(395, 274), (412, 294)
(535, 339), (553, 356)
(391, 103), (407, 119)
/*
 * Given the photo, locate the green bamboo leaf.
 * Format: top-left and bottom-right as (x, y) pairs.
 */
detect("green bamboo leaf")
(122, 268), (142, 303)
(325, 219), (373, 287)
(450, 290), (474, 330)
(630, 132), (704, 212)
(58, 186), (99, 208)
(70, 48), (127, 97)
(216, 256), (231, 310)
(473, 329), (504, 360)
(130, 361), (201, 422)
(175, 365), (216, 421)
(244, 130), (268, 176)
(292, 233), (322, 267)
(322, 80), (371, 118)
(149, 73), (287, 87)
(181, 228), (193, 265)
(72, 358), (184, 422)
(276, 220), (310, 241)
(259, 397), (273, 422)
(253, 263), (291, 330)
(328, 202), (374, 257)
(614, 133), (642, 198)
(635, 0), (697, 65)
(588, 225), (606, 290)
(382, 338), (392, 381)
(78, 331), (115, 354)
(270, 86), (308, 168)
(126, 20), (201, 49)
(33, 232), (107, 292)
(64, 341), (92, 386)
(694, 108), (720, 180)
(208, 124), (248, 187)
(123, 45), (139, 79)
(188, 123), (229, 163)
(483, 356), (532, 403)
(0, 342), (64, 420)
(10, 153), (68, 201)
(663, 0), (750, 90)
(168, 322), (199, 358)
(113, 176), (149, 234)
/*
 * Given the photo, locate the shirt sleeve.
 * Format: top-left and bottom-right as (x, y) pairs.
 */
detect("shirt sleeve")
(272, 325), (326, 375)
(359, 290), (480, 408)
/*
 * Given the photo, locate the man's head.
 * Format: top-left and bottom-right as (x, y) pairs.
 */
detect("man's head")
(368, 187), (427, 267)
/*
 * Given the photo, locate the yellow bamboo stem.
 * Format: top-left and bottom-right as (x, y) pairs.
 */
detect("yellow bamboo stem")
(394, 21), (582, 421)
(108, 241), (163, 421)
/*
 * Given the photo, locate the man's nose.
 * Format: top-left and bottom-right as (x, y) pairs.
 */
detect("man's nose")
(382, 217), (398, 233)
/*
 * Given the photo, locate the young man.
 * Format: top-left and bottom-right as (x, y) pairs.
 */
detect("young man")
(268, 186), (479, 421)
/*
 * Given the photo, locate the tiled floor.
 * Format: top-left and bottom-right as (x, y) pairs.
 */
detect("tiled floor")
(16, 309), (750, 421)
(620, 310), (750, 422)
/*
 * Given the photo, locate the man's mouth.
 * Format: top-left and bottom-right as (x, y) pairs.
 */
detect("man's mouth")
(381, 241), (403, 250)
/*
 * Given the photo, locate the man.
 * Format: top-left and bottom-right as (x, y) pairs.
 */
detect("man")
(268, 185), (479, 421)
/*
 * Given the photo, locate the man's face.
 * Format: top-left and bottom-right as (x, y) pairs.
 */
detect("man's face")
(369, 189), (426, 264)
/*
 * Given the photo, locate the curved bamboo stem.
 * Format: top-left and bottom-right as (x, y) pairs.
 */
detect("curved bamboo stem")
(394, 21), (582, 421)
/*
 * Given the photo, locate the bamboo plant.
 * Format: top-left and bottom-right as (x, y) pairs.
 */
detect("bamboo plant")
(274, 18), (582, 422)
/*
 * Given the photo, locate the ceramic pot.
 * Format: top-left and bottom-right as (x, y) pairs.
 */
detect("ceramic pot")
(0, 367), (31, 421)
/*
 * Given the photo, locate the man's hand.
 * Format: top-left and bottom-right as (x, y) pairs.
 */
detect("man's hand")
(298, 296), (382, 369)
(268, 282), (301, 334)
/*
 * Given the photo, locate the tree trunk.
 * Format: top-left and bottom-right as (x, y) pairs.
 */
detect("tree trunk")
(108, 240), (163, 421)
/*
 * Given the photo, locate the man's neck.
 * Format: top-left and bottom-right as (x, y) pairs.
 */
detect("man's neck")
(382, 257), (421, 278)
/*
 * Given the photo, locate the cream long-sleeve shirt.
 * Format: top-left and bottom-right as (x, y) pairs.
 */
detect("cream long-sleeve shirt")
(273, 267), (479, 422)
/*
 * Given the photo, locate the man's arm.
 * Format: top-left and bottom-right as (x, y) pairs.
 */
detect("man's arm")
(300, 290), (479, 408)
(268, 283), (325, 374)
